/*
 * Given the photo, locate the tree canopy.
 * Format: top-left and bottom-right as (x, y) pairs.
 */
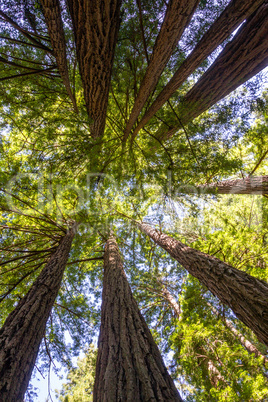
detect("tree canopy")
(0, 0), (267, 400)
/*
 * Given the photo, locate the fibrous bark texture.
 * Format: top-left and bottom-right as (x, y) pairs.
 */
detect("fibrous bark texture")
(123, 0), (200, 141)
(159, 1), (268, 141)
(40, 0), (78, 111)
(182, 175), (268, 195)
(67, 0), (122, 138)
(93, 236), (182, 401)
(132, 0), (264, 137)
(139, 223), (268, 347)
(0, 227), (75, 401)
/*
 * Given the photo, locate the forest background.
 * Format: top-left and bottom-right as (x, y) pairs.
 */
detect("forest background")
(0, 0), (268, 400)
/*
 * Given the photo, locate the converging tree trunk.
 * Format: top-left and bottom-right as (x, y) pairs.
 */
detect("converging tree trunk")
(180, 175), (268, 195)
(132, 0), (263, 137)
(138, 223), (268, 347)
(123, 0), (200, 141)
(40, 0), (78, 111)
(0, 226), (76, 401)
(158, 1), (268, 142)
(67, 0), (122, 138)
(93, 235), (182, 401)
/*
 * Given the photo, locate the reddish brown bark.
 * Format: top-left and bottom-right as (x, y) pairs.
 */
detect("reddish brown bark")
(0, 227), (75, 401)
(181, 175), (268, 195)
(132, 0), (264, 137)
(40, 0), (78, 111)
(157, 2), (268, 142)
(139, 223), (268, 347)
(93, 236), (182, 401)
(123, 0), (200, 141)
(67, 0), (122, 138)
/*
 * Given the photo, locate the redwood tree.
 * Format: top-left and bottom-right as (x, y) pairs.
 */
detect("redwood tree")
(153, 1), (268, 142)
(138, 222), (268, 347)
(180, 175), (268, 195)
(132, 0), (264, 137)
(93, 235), (182, 401)
(40, 0), (78, 111)
(66, 0), (122, 138)
(0, 225), (76, 401)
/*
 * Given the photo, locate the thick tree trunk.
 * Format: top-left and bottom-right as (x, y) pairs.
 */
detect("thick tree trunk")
(93, 236), (182, 401)
(132, 0), (264, 137)
(181, 175), (268, 195)
(209, 304), (268, 365)
(40, 0), (78, 112)
(138, 223), (268, 347)
(123, 0), (200, 141)
(158, 1), (268, 141)
(67, 0), (122, 138)
(0, 226), (75, 401)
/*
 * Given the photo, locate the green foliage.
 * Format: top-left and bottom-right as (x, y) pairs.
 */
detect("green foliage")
(56, 345), (97, 402)
(0, 0), (267, 399)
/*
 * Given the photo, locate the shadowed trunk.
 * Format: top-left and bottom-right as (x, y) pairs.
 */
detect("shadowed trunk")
(67, 0), (122, 138)
(180, 176), (268, 195)
(158, 1), (268, 142)
(0, 226), (76, 401)
(93, 236), (182, 401)
(123, 0), (200, 141)
(138, 223), (268, 347)
(132, 0), (264, 137)
(40, 0), (78, 112)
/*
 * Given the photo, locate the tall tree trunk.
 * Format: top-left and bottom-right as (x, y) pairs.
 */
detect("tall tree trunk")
(93, 236), (182, 401)
(0, 226), (76, 401)
(123, 0), (200, 141)
(67, 0), (122, 138)
(40, 0), (78, 112)
(132, 0), (264, 138)
(181, 175), (268, 195)
(158, 1), (268, 142)
(138, 223), (268, 347)
(209, 304), (268, 365)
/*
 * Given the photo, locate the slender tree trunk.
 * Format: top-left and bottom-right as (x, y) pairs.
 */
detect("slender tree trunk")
(158, 1), (268, 142)
(209, 304), (268, 365)
(132, 0), (264, 137)
(195, 346), (226, 388)
(162, 285), (226, 387)
(0, 226), (76, 401)
(181, 175), (268, 195)
(67, 0), (122, 138)
(161, 286), (181, 320)
(40, 0), (78, 112)
(123, 0), (199, 141)
(138, 223), (268, 347)
(93, 236), (182, 401)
